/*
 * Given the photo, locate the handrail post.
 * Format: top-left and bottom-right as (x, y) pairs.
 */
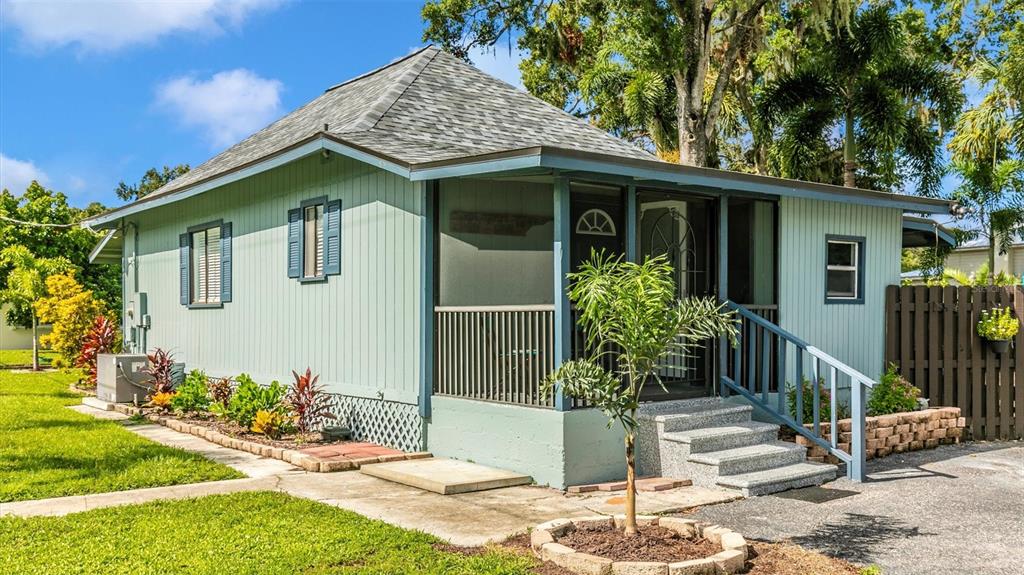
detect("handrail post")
(850, 379), (866, 481)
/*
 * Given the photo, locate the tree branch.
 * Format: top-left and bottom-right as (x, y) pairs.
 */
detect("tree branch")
(704, 0), (770, 139)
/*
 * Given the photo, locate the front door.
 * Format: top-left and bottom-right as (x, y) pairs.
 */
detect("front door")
(638, 189), (716, 399)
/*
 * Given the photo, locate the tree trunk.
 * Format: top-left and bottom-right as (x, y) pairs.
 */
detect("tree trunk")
(843, 109), (857, 188)
(31, 312), (39, 371)
(624, 428), (638, 536)
(989, 223), (997, 285)
(675, 70), (709, 168)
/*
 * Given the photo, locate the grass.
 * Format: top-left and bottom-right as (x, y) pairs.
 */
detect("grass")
(0, 369), (242, 503)
(0, 491), (537, 575)
(0, 349), (56, 368)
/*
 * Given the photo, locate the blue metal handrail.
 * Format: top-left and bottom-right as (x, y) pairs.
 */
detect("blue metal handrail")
(720, 300), (875, 481)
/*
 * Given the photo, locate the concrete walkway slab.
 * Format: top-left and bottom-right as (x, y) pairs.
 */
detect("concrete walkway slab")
(686, 442), (1024, 575)
(67, 404), (129, 420)
(74, 404), (299, 478)
(360, 457), (531, 494)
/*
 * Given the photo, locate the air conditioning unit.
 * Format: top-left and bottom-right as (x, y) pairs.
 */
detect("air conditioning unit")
(96, 354), (150, 404)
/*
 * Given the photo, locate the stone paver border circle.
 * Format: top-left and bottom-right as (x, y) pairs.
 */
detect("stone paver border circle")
(531, 515), (748, 575)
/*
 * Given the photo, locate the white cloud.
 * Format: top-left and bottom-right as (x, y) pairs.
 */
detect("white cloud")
(155, 69), (283, 148)
(1, 0), (283, 53)
(0, 154), (49, 193)
(468, 45), (525, 89)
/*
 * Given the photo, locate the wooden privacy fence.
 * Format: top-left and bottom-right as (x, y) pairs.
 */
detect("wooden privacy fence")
(885, 285), (1024, 440)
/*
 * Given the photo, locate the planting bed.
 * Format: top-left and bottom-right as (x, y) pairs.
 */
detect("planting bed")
(107, 403), (431, 472)
(531, 515), (748, 575)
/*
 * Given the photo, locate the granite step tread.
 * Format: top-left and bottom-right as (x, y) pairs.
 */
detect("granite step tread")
(687, 441), (805, 467)
(715, 462), (836, 494)
(662, 421), (778, 444)
(651, 403), (752, 423)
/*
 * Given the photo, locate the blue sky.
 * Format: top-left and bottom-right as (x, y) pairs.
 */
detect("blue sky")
(0, 0), (523, 207)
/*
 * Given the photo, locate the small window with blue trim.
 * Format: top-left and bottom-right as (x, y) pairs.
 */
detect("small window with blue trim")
(288, 197), (341, 282)
(825, 235), (864, 304)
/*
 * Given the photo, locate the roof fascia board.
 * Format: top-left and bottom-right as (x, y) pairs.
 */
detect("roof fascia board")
(409, 154), (543, 180)
(84, 136), (411, 228)
(536, 152), (949, 213)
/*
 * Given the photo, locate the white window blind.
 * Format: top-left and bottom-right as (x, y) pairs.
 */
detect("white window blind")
(303, 203), (324, 278)
(191, 225), (222, 304)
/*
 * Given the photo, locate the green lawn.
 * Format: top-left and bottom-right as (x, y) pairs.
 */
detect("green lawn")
(0, 491), (536, 575)
(0, 369), (242, 503)
(0, 349), (56, 368)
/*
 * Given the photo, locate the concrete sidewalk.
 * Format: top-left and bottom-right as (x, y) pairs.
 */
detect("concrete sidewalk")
(3, 404), (741, 546)
(686, 442), (1024, 575)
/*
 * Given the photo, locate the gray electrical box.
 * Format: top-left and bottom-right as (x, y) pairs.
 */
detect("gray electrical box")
(96, 354), (149, 403)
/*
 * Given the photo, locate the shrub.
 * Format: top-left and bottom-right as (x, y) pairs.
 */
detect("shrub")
(225, 374), (289, 428)
(251, 409), (294, 439)
(171, 370), (211, 414)
(143, 348), (175, 396)
(147, 391), (176, 412)
(867, 364), (920, 416)
(286, 368), (336, 434)
(34, 273), (106, 366)
(977, 307), (1020, 341)
(208, 377), (233, 410)
(75, 315), (121, 387)
(786, 377), (849, 424)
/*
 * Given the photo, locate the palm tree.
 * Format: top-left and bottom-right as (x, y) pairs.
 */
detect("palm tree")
(949, 159), (1024, 280)
(542, 252), (737, 536)
(758, 5), (962, 195)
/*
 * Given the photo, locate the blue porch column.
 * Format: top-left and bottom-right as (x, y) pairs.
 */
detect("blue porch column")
(718, 194), (729, 397)
(625, 185), (637, 262)
(552, 176), (572, 411)
(418, 180), (436, 419)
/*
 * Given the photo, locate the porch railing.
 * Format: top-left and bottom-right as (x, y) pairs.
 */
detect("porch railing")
(720, 300), (875, 481)
(434, 305), (555, 408)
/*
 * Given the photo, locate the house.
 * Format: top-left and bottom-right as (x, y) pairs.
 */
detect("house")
(903, 235), (1024, 284)
(0, 305), (49, 351)
(84, 47), (951, 492)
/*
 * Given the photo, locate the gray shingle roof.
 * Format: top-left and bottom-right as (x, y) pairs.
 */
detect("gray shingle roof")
(152, 46), (654, 197)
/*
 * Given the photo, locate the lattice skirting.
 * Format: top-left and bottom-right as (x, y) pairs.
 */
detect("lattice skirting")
(203, 375), (423, 452)
(321, 394), (422, 452)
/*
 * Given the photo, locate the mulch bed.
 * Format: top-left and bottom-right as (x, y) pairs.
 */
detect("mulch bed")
(490, 532), (863, 575)
(168, 412), (336, 450)
(556, 524), (719, 563)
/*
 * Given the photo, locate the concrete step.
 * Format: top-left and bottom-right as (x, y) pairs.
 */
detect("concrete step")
(687, 441), (807, 477)
(654, 403), (753, 433)
(662, 421), (779, 455)
(716, 462), (837, 496)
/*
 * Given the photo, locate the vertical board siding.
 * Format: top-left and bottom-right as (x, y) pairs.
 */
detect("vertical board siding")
(778, 197), (902, 383)
(130, 154), (422, 404)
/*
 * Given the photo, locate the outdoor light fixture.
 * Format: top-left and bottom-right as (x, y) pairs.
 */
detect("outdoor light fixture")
(949, 201), (970, 220)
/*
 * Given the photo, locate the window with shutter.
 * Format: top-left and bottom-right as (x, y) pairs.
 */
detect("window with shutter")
(187, 221), (227, 306)
(292, 197), (340, 282)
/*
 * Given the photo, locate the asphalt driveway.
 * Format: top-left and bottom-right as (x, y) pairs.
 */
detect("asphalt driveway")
(687, 441), (1024, 575)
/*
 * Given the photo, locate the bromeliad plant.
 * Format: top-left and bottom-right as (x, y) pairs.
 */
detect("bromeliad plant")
(287, 368), (336, 434)
(541, 252), (738, 536)
(977, 307), (1020, 341)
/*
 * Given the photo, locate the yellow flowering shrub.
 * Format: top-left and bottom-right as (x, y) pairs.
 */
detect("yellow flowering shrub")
(34, 273), (107, 367)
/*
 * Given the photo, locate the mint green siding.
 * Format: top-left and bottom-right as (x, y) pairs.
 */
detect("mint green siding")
(778, 197), (902, 380)
(126, 154), (423, 404)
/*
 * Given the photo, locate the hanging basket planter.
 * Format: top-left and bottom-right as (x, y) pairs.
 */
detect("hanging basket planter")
(987, 338), (1011, 354)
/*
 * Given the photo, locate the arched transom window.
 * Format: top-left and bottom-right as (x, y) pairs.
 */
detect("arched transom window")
(575, 209), (617, 237)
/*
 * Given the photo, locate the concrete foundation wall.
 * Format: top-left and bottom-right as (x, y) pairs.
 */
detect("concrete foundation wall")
(427, 396), (624, 489)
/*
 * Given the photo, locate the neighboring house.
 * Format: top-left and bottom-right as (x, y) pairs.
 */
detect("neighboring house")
(904, 238), (1024, 284)
(0, 305), (49, 351)
(84, 47), (950, 490)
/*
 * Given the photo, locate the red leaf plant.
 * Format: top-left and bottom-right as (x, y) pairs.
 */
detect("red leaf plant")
(75, 315), (120, 387)
(143, 348), (176, 396)
(287, 368), (336, 434)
